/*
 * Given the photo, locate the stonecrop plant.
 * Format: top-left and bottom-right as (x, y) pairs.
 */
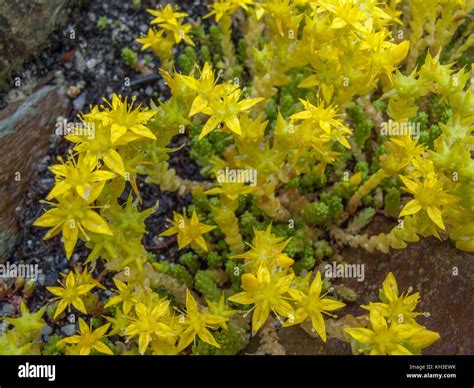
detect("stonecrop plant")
(4, 0), (473, 355)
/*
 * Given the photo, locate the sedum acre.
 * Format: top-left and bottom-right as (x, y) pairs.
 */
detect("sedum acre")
(18, 0), (474, 356)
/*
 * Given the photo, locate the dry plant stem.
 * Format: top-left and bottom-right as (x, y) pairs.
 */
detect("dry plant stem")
(347, 169), (388, 214)
(145, 161), (212, 195)
(212, 196), (245, 254)
(356, 94), (385, 129)
(330, 215), (420, 254)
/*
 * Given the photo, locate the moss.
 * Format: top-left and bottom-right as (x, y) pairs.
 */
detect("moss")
(192, 318), (248, 355)
(121, 47), (138, 67)
(42, 334), (64, 356)
(302, 201), (329, 226)
(207, 251), (224, 269)
(294, 246), (316, 273)
(177, 46), (197, 74)
(156, 262), (194, 289)
(194, 270), (220, 301)
(179, 252), (201, 274)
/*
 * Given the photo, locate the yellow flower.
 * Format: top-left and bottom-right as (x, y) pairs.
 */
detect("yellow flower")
(178, 62), (237, 117)
(206, 0), (254, 22)
(177, 290), (226, 352)
(205, 181), (256, 201)
(148, 4), (188, 26)
(136, 28), (168, 53)
(228, 266), (294, 334)
(125, 301), (176, 355)
(58, 318), (113, 355)
(319, 0), (368, 32)
(399, 172), (458, 230)
(205, 294), (238, 330)
(47, 272), (95, 319)
(147, 5), (194, 46)
(231, 224), (294, 273)
(344, 307), (440, 355)
(380, 135), (425, 176)
(290, 99), (352, 149)
(160, 210), (216, 251)
(62, 266), (105, 291)
(104, 278), (137, 315)
(362, 272), (424, 325)
(191, 89), (263, 139)
(285, 271), (345, 342)
(6, 302), (46, 340)
(86, 94), (156, 144)
(48, 155), (116, 202)
(34, 192), (113, 259)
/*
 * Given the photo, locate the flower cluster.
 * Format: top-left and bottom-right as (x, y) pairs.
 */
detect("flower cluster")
(11, 0), (471, 356)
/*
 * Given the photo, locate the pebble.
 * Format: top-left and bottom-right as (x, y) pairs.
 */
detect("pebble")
(86, 58), (98, 69)
(73, 93), (86, 111)
(61, 324), (76, 337)
(41, 325), (53, 336)
(0, 304), (15, 316)
(75, 51), (87, 73)
(67, 85), (81, 98)
(87, 12), (97, 23)
(37, 273), (46, 286)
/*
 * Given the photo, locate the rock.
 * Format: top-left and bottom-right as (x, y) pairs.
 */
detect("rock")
(0, 1), (85, 85)
(61, 324), (76, 337)
(67, 85), (81, 98)
(86, 58), (97, 69)
(74, 51), (87, 73)
(37, 273), (46, 286)
(73, 92), (86, 111)
(0, 84), (70, 260)
(41, 325), (53, 336)
(246, 218), (474, 355)
(87, 12), (96, 23)
(0, 303), (15, 317)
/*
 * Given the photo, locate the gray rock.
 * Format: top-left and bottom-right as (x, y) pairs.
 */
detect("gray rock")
(75, 51), (87, 73)
(61, 324), (76, 337)
(0, 84), (70, 260)
(73, 92), (86, 111)
(86, 58), (98, 69)
(0, 303), (15, 316)
(87, 12), (97, 23)
(0, 0), (70, 84)
(37, 273), (46, 286)
(41, 325), (53, 336)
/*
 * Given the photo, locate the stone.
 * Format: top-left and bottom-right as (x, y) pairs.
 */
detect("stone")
(0, 1), (68, 85)
(245, 217), (474, 355)
(0, 84), (71, 260)
(61, 324), (76, 337)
